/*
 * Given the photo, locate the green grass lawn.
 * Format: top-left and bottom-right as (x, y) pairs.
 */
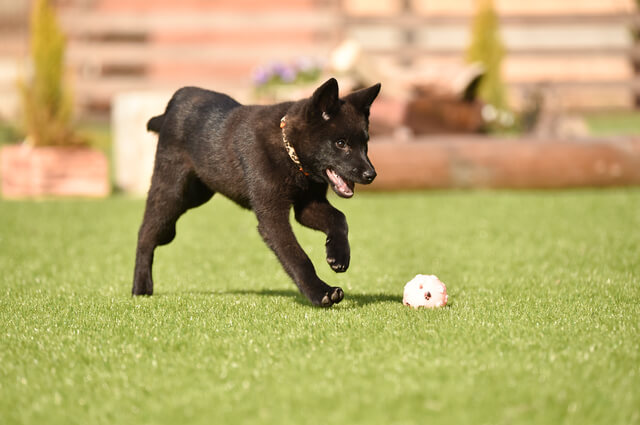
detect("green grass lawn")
(1, 190), (639, 425)
(584, 111), (640, 137)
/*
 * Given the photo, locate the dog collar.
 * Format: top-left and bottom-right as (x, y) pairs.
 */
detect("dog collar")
(280, 115), (309, 176)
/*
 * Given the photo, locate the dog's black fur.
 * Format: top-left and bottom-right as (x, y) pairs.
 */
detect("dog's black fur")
(132, 78), (381, 307)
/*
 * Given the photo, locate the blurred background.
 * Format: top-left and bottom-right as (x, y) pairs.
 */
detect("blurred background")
(1, 0), (639, 196)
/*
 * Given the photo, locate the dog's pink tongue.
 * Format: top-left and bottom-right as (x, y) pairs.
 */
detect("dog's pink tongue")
(326, 169), (353, 197)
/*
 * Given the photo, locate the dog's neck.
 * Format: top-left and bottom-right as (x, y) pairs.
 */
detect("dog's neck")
(280, 115), (309, 176)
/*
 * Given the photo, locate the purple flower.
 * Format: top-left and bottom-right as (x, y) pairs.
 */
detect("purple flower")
(268, 61), (286, 75)
(251, 66), (271, 86)
(266, 61), (294, 83)
(253, 58), (321, 87)
(278, 65), (297, 83)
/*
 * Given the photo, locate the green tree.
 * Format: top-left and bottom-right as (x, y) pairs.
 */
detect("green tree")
(466, 0), (508, 111)
(20, 0), (81, 146)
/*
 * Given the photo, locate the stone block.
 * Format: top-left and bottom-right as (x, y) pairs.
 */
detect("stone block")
(112, 91), (172, 195)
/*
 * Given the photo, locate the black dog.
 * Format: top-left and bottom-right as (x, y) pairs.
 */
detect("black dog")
(132, 78), (381, 307)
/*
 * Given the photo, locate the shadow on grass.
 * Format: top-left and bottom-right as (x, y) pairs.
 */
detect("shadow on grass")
(155, 289), (453, 309)
(158, 288), (401, 308)
(223, 289), (402, 308)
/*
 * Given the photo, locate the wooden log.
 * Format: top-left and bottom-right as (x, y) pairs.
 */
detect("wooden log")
(367, 137), (640, 189)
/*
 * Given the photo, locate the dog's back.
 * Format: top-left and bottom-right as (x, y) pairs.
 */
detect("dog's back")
(148, 87), (241, 140)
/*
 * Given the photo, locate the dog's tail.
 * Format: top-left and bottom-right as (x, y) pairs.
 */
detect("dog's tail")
(147, 114), (165, 133)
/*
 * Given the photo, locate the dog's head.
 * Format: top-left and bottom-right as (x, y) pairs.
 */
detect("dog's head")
(287, 78), (381, 198)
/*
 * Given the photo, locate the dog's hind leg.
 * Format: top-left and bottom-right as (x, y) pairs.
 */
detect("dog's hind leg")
(132, 150), (214, 296)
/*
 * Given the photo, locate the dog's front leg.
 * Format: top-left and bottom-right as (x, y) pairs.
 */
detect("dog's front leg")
(294, 197), (350, 273)
(254, 204), (344, 307)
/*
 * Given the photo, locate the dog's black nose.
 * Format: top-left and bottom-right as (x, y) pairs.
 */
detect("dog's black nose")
(362, 169), (377, 183)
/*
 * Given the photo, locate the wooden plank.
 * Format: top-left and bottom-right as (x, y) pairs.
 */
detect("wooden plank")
(59, 11), (336, 34)
(71, 77), (251, 105)
(364, 46), (632, 58)
(342, 0), (404, 16)
(499, 24), (632, 50)
(66, 42), (333, 66)
(409, 0), (635, 17)
(343, 13), (635, 26)
(508, 83), (635, 110)
(0, 34), (28, 56)
(96, 0), (320, 12)
(149, 28), (324, 44)
(630, 44), (640, 62)
(503, 55), (633, 83)
(347, 21), (632, 51)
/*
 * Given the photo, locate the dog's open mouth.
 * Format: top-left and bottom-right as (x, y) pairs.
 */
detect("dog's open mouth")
(326, 168), (354, 198)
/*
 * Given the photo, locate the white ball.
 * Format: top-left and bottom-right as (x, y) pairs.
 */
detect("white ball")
(403, 274), (448, 308)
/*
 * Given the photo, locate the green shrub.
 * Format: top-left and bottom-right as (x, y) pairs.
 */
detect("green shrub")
(19, 0), (83, 146)
(466, 0), (509, 112)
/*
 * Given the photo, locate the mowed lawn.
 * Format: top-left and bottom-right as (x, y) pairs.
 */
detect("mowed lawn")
(1, 190), (638, 425)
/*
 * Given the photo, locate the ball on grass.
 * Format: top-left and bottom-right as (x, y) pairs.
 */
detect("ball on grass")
(403, 274), (448, 308)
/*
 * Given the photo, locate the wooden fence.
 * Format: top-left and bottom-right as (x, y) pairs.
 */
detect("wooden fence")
(0, 0), (638, 117)
(340, 0), (639, 110)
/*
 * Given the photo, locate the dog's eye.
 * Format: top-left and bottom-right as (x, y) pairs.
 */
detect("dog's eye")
(335, 139), (347, 149)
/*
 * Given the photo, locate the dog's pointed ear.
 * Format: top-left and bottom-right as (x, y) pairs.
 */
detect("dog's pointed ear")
(307, 78), (340, 121)
(344, 83), (381, 116)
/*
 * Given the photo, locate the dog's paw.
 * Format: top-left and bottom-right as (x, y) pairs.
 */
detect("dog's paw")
(305, 281), (344, 308)
(319, 287), (344, 307)
(326, 237), (350, 273)
(132, 275), (154, 296)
